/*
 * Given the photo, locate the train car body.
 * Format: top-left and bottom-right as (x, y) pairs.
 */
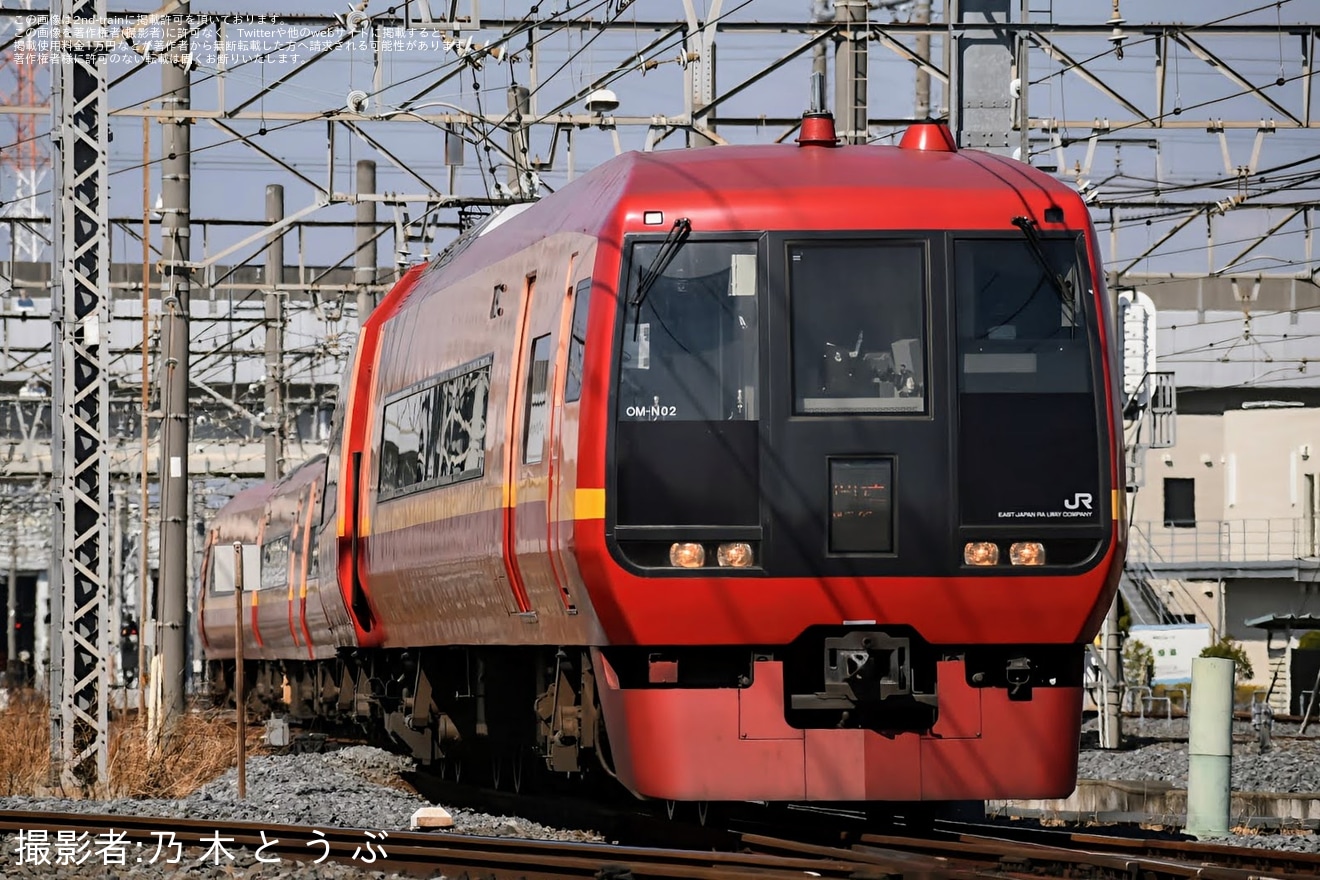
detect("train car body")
(201, 117), (1125, 806)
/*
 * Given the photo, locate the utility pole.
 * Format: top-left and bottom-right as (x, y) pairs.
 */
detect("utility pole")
(834, 0), (868, 144)
(50, 0), (112, 786)
(6, 529), (16, 686)
(264, 184), (285, 483)
(157, 4), (192, 720)
(355, 160), (377, 326)
(109, 487), (123, 688)
(914, 0), (932, 118)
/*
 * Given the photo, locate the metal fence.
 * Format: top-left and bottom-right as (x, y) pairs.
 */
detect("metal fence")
(1129, 519), (1311, 565)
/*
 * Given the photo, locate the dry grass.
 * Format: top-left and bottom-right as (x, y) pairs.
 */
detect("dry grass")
(0, 689), (51, 796)
(0, 690), (264, 799)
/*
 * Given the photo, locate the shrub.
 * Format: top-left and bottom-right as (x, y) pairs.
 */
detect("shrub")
(1199, 637), (1254, 681)
(1298, 630), (1320, 651)
(1122, 638), (1153, 688)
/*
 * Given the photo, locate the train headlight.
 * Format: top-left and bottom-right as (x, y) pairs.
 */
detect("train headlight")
(963, 541), (999, 566)
(716, 542), (754, 568)
(669, 542), (706, 568)
(1010, 541), (1046, 566)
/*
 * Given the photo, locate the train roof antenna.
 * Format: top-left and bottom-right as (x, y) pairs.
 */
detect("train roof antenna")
(809, 70), (827, 115)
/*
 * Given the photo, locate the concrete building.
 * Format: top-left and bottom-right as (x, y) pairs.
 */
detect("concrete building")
(1127, 277), (1320, 715)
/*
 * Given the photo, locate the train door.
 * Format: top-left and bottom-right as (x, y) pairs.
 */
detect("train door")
(255, 525), (291, 655)
(546, 275), (594, 612)
(503, 259), (581, 620)
(294, 480), (321, 656)
(281, 481), (319, 655)
(500, 273), (539, 614)
(285, 492), (305, 651)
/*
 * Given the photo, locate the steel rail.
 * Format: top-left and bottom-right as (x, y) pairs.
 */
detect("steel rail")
(1011, 828), (1320, 875)
(857, 828), (1320, 880)
(7, 806), (1317, 880)
(0, 809), (873, 880)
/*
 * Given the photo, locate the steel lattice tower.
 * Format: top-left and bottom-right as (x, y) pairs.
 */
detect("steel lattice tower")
(49, 0), (111, 787)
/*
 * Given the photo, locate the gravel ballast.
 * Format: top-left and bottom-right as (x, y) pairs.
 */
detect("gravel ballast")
(1077, 717), (1320, 792)
(7, 720), (1320, 873)
(1067, 716), (1320, 852)
(0, 745), (602, 878)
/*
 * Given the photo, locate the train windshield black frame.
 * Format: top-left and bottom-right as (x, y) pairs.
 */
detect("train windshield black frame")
(954, 234), (1104, 529)
(613, 237), (761, 529)
(617, 240), (760, 424)
(788, 241), (927, 415)
(954, 236), (1092, 394)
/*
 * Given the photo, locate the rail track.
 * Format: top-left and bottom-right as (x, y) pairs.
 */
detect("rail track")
(3, 807), (1319, 880)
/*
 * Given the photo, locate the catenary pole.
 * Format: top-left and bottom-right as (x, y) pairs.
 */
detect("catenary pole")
(6, 529), (16, 686)
(157, 2), (193, 720)
(50, 0), (112, 786)
(915, 0), (932, 118)
(264, 184), (285, 483)
(355, 160), (377, 326)
(138, 115), (151, 699)
(834, 0), (868, 144)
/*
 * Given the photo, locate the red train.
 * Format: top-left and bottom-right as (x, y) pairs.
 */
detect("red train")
(200, 111), (1124, 807)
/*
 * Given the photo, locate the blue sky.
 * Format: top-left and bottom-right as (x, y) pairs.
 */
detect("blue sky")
(0, 0), (1314, 281)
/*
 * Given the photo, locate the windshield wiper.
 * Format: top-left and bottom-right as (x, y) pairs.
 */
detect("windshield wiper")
(1011, 216), (1072, 305)
(629, 217), (691, 340)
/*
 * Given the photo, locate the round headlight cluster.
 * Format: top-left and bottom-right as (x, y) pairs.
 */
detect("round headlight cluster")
(668, 542), (755, 568)
(717, 542), (754, 567)
(963, 541), (1047, 566)
(669, 542), (705, 568)
(963, 541), (999, 566)
(1009, 541), (1046, 566)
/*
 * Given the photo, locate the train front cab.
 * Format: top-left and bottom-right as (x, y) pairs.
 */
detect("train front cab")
(583, 219), (1122, 803)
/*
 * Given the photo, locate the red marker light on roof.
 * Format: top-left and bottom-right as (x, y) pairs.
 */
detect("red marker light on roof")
(796, 112), (838, 148)
(898, 121), (958, 152)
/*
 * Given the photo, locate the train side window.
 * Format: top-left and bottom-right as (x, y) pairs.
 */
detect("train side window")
(565, 279), (591, 403)
(307, 534), (320, 579)
(261, 535), (290, 590)
(523, 334), (552, 465)
(379, 353), (494, 500)
(789, 242), (927, 415)
(210, 545), (235, 594)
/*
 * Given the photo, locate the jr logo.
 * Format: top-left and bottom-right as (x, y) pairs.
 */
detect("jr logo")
(1064, 493), (1093, 511)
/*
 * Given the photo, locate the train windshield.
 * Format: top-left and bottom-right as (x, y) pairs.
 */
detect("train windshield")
(789, 241), (927, 415)
(614, 239), (761, 527)
(954, 235), (1103, 527)
(954, 236), (1092, 394)
(617, 240), (760, 423)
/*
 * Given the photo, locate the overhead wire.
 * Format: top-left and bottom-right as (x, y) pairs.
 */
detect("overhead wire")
(1026, 0), (1297, 89)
